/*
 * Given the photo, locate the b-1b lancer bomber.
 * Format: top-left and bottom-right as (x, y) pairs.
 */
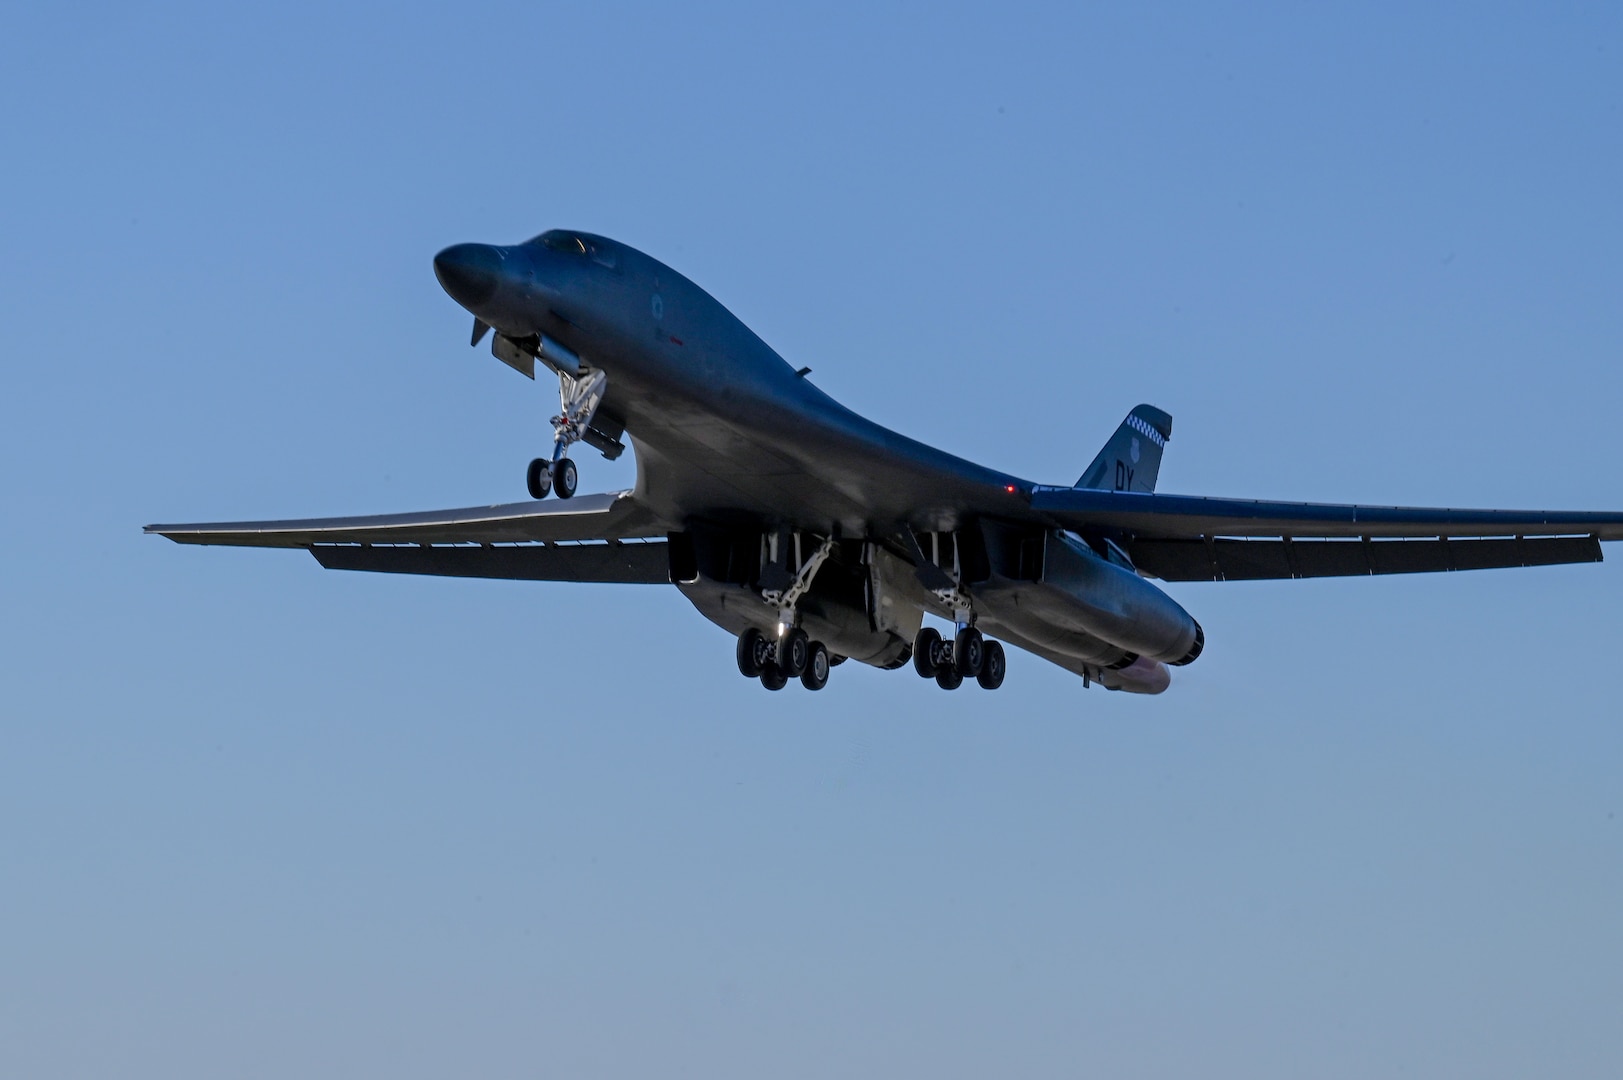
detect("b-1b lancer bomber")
(148, 229), (1623, 694)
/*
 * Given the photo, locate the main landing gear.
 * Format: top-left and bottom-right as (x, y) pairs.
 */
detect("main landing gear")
(736, 624), (1005, 692)
(913, 625), (1006, 690)
(733, 533), (843, 691)
(737, 626), (835, 691)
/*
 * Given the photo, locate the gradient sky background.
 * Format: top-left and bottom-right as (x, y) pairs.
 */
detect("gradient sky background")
(4, 3), (1622, 1077)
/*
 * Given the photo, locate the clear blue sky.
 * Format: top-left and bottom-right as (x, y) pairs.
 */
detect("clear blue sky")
(4, 4), (1621, 1077)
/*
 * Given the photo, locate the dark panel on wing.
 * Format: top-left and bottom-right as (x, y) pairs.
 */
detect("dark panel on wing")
(310, 541), (670, 583)
(1130, 536), (1603, 581)
(1030, 488), (1623, 541)
(146, 491), (665, 548)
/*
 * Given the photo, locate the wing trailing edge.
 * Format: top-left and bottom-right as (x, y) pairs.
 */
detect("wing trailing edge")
(311, 539), (671, 584)
(1129, 535), (1602, 581)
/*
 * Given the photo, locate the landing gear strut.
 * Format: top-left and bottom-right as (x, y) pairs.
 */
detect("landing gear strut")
(732, 531), (842, 691)
(526, 363), (605, 500)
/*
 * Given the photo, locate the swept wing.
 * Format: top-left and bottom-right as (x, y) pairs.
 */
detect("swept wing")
(1030, 488), (1623, 581)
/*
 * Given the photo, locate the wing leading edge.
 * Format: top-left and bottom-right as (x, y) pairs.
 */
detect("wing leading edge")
(145, 490), (673, 585)
(145, 490), (664, 548)
(1029, 487), (1623, 581)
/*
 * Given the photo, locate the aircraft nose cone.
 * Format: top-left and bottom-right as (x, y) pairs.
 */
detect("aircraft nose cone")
(433, 243), (502, 308)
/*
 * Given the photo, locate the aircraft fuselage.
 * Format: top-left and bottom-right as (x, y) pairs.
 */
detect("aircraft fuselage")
(146, 228), (1623, 699)
(436, 233), (1030, 537)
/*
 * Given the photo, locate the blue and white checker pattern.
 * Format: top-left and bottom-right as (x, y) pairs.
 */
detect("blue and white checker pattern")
(1126, 413), (1167, 448)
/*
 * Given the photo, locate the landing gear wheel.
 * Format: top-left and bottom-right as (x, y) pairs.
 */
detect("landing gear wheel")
(526, 458), (552, 499)
(913, 627), (943, 678)
(777, 627), (809, 677)
(801, 641), (830, 690)
(760, 666), (788, 691)
(935, 664), (963, 690)
(976, 640), (1006, 690)
(553, 457), (578, 499)
(737, 627), (767, 678)
(954, 626), (985, 677)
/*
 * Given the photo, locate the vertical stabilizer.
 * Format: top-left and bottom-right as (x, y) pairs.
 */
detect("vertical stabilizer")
(1076, 405), (1172, 492)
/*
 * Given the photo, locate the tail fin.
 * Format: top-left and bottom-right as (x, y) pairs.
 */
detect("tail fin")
(1076, 405), (1172, 492)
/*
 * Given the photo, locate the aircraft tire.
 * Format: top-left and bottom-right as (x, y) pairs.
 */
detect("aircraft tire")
(554, 457), (578, 499)
(526, 458), (552, 499)
(976, 640), (1006, 690)
(737, 627), (766, 678)
(913, 627), (942, 678)
(954, 627), (984, 677)
(935, 664), (963, 690)
(778, 627), (809, 677)
(801, 641), (830, 690)
(760, 666), (788, 691)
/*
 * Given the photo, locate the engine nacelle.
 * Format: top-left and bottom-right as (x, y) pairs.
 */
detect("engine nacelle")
(670, 528), (918, 669)
(974, 527), (1202, 666)
(1037, 530), (1201, 663)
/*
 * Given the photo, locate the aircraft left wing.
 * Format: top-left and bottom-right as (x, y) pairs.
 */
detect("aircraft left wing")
(145, 490), (674, 584)
(1028, 487), (1623, 581)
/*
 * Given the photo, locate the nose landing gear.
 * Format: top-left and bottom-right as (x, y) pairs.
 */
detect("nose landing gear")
(525, 359), (607, 500)
(525, 455), (578, 499)
(535, 457), (561, 500)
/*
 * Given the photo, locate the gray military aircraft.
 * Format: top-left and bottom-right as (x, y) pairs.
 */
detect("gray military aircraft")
(147, 230), (1623, 694)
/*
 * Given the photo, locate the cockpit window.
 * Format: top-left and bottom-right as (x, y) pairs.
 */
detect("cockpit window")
(537, 231), (587, 254)
(533, 230), (617, 269)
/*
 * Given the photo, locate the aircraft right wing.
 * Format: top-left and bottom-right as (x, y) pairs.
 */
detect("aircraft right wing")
(1028, 487), (1623, 581)
(145, 490), (674, 584)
